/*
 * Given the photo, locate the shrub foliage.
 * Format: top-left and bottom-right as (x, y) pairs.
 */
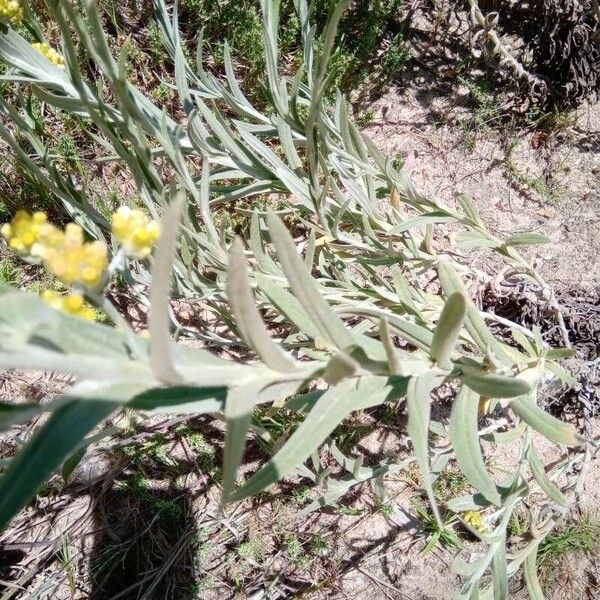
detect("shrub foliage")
(0, 1), (591, 598)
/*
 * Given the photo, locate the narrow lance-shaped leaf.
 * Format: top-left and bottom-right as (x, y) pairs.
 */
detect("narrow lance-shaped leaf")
(228, 377), (409, 502)
(379, 318), (400, 374)
(430, 292), (466, 370)
(407, 372), (445, 527)
(256, 273), (322, 341)
(267, 213), (356, 351)
(504, 233), (551, 247)
(528, 443), (569, 507)
(511, 396), (582, 447)
(524, 546), (545, 600)
(227, 237), (298, 373)
(227, 380), (352, 502)
(149, 190), (185, 384)
(492, 532), (508, 600)
(449, 387), (502, 505)
(222, 383), (259, 503)
(460, 367), (531, 399)
(438, 261), (513, 366)
(0, 400), (114, 531)
(322, 350), (359, 384)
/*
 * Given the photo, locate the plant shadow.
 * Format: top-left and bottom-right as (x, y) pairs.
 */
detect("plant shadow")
(86, 421), (219, 600)
(89, 486), (197, 600)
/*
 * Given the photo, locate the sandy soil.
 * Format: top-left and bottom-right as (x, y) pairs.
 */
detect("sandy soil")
(366, 83), (600, 293)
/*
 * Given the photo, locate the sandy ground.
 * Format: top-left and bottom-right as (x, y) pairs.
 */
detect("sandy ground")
(366, 83), (600, 293)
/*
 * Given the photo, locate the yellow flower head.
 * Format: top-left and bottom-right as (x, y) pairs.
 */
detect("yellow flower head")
(111, 206), (161, 258)
(463, 511), (488, 534)
(31, 42), (65, 69)
(1, 210), (59, 255)
(2, 212), (108, 288)
(0, 0), (23, 26)
(41, 290), (96, 321)
(42, 223), (108, 288)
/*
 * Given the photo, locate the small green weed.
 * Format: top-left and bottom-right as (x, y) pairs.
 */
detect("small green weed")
(508, 508), (531, 537)
(253, 406), (304, 454)
(0, 259), (18, 286)
(310, 532), (328, 556)
(119, 434), (177, 470)
(153, 498), (184, 522)
(58, 536), (77, 595)
(151, 80), (174, 105)
(457, 76), (501, 151)
(237, 538), (265, 563)
(525, 105), (575, 133)
(175, 0), (406, 101)
(284, 533), (303, 558)
(504, 139), (561, 203)
(291, 485), (311, 506)
(413, 502), (461, 554)
(191, 530), (211, 569)
(146, 20), (164, 64)
(377, 500), (395, 517)
(0, 200), (10, 222)
(432, 466), (470, 502)
(539, 515), (600, 565)
(333, 422), (373, 454)
(177, 427), (218, 474)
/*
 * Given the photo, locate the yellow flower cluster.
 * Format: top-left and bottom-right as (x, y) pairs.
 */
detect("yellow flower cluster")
(111, 206), (161, 258)
(0, 0), (23, 26)
(1, 211), (108, 288)
(42, 223), (108, 287)
(463, 511), (488, 534)
(41, 290), (96, 321)
(1, 210), (55, 254)
(31, 42), (65, 69)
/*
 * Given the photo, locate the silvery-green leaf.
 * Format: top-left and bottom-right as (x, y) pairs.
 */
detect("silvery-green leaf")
(450, 387), (502, 505)
(512, 330), (538, 356)
(545, 361), (577, 387)
(129, 386), (227, 414)
(339, 306), (433, 351)
(492, 532), (508, 600)
(267, 213), (356, 351)
(481, 422), (526, 444)
(460, 367), (531, 399)
(0, 398), (115, 531)
(256, 273), (322, 341)
(299, 457), (411, 515)
(407, 372), (446, 526)
(524, 547), (545, 600)
(455, 231), (501, 250)
(391, 267), (421, 316)
(379, 318), (401, 374)
(228, 376), (408, 502)
(0, 401), (47, 431)
(149, 191), (185, 384)
(430, 292), (466, 369)
(227, 238), (298, 373)
(505, 233), (551, 247)
(453, 556), (486, 577)
(62, 447), (87, 483)
(511, 397), (582, 447)
(545, 348), (575, 360)
(456, 193), (482, 226)
(438, 261), (513, 366)
(389, 212), (456, 234)
(222, 383), (259, 502)
(322, 351), (358, 384)
(528, 444), (569, 507)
